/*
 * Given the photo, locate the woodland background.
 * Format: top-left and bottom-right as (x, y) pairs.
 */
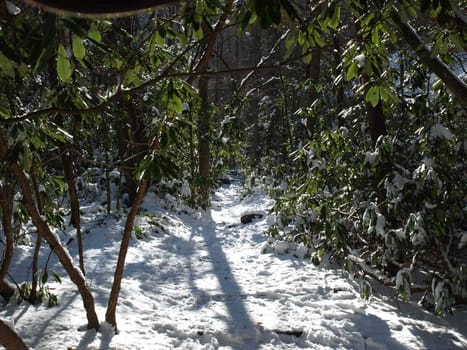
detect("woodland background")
(0, 0), (466, 347)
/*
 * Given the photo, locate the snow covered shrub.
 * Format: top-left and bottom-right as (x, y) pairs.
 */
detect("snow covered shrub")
(266, 96), (466, 313)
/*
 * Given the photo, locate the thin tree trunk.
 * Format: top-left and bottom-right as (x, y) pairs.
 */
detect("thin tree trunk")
(198, 75), (210, 209)
(62, 148), (85, 275)
(0, 319), (28, 350)
(105, 178), (150, 331)
(0, 188), (15, 299)
(105, 164), (111, 214)
(305, 47), (321, 138)
(30, 174), (43, 304)
(105, 134), (160, 330)
(366, 100), (386, 146)
(30, 232), (42, 304)
(0, 128), (99, 330)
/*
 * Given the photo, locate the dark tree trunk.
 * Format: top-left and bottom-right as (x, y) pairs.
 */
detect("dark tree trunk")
(305, 47), (321, 138)
(62, 147), (85, 275)
(117, 98), (148, 204)
(366, 100), (386, 146)
(0, 187), (15, 300)
(30, 174), (43, 304)
(198, 75), (210, 209)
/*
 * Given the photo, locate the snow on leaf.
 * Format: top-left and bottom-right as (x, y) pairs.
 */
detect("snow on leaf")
(430, 123), (455, 141)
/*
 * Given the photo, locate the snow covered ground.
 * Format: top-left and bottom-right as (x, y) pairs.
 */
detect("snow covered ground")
(1, 177), (466, 349)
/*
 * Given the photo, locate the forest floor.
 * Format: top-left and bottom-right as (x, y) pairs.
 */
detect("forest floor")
(1, 174), (467, 349)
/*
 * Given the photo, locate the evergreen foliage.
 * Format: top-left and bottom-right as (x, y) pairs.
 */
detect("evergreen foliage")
(0, 1), (465, 345)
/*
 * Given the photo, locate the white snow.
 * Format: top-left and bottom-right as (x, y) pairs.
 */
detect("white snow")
(430, 123), (455, 141)
(355, 54), (366, 68)
(1, 180), (466, 350)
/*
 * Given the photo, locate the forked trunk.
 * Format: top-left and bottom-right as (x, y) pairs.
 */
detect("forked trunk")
(105, 179), (150, 330)
(0, 128), (99, 330)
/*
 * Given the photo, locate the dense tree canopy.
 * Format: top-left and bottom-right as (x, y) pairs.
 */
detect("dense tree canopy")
(0, 0), (465, 347)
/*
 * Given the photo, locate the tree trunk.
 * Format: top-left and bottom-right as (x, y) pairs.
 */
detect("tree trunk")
(366, 100), (386, 146)
(30, 228), (42, 304)
(30, 174), (43, 304)
(105, 178), (150, 331)
(305, 47), (321, 138)
(62, 148), (85, 275)
(198, 75), (210, 209)
(0, 187), (15, 300)
(0, 128), (99, 330)
(0, 319), (28, 350)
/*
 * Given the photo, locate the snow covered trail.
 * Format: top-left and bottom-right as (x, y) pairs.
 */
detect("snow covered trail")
(1, 179), (467, 349)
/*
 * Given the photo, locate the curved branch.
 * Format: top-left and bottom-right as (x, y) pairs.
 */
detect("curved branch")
(0, 319), (28, 350)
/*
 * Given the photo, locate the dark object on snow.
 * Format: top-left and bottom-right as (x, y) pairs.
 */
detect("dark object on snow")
(273, 329), (304, 337)
(219, 177), (231, 185)
(241, 213), (264, 224)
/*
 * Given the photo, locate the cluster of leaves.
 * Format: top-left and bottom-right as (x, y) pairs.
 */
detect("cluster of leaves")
(240, 0), (467, 314)
(15, 270), (61, 307)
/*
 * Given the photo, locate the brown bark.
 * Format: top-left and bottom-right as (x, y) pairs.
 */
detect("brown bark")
(30, 227), (42, 304)
(117, 98), (148, 204)
(391, 11), (467, 104)
(0, 128), (99, 330)
(105, 178), (150, 330)
(0, 188), (15, 299)
(105, 138), (159, 330)
(0, 319), (28, 350)
(62, 148), (85, 275)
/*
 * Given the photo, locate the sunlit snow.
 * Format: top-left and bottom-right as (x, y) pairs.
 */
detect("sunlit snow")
(1, 178), (466, 349)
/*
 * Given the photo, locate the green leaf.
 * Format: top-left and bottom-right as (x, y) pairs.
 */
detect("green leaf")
(72, 35), (86, 60)
(0, 52), (15, 78)
(193, 26), (204, 40)
(346, 61), (358, 80)
(303, 53), (312, 64)
(371, 28), (379, 45)
(285, 31), (296, 51)
(57, 45), (72, 83)
(366, 85), (380, 107)
(88, 24), (102, 42)
(41, 270), (49, 285)
(22, 145), (32, 172)
(329, 4), (341, 29)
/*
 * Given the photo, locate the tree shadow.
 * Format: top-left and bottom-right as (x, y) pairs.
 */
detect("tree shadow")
(189, 208), (259, 349)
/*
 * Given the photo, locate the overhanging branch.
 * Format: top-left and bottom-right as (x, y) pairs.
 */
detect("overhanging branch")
(391, 10), (467, 104)
(0, 64), (290, 125)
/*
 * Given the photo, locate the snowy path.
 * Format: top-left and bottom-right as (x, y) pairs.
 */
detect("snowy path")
(1, 180), (467, 349)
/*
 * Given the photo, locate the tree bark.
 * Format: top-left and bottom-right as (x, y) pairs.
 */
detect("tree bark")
(198, 75), (210, 209)
(62, 148), (85, 275)
(105, 178), (150, 331)
(0, 187), (15, 300)
(305, 47), (321, 137)
(30, 174), (43, 304)
(105, 136), (159, 331)
(0, 319), (28, 350)
(391, 10), (467, 104)
(0, 128), (99, 330)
